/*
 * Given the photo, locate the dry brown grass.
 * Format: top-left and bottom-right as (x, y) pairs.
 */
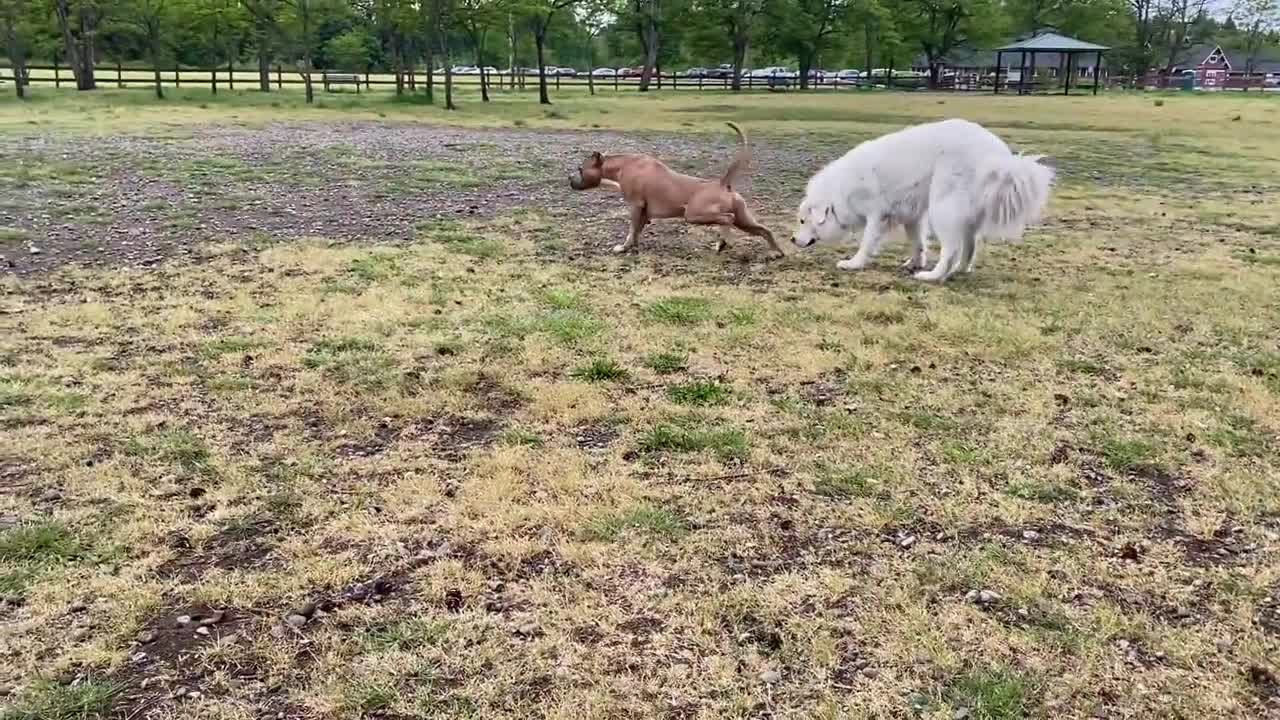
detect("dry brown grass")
(1, 90), (1279, 720)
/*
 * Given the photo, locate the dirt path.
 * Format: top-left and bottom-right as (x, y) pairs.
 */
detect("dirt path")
(0, 122), (823, 276)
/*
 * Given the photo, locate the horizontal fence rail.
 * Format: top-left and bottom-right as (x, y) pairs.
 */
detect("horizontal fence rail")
(0, 63), (958, 93)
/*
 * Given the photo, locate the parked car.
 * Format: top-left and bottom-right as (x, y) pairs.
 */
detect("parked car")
(617, 66), (647, 77)
(591, 67), (617, 76)
(556, 67), (578, 76)
(684, 67), (708, 77)
(748, 66), (797, 87)
(708, 63), (735, 78)
(482, 66), (497, 75)
(451, 65), (478, 74)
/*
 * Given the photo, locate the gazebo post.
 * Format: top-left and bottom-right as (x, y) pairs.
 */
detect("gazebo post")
(1063, 53), (1071, 95)
(1029, 51), (1037, 94)
(1093, 51), (1102, 95)
(995, 50), (1002, 94)
(1020, 51), (1027, 95)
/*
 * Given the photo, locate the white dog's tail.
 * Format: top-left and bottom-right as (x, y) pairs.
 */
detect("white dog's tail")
(975, 153), (1055, 240)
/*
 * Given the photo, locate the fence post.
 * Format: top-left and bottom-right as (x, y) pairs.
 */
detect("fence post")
(175, 66), (181, 88)
(228, 61), (234, 89)
(211, 67), (217, 94)
(117, 61), (123, 88)
(54, 60), (60, 88)
(365, 70), (370, 90)
(555, 73), (560, 89)
(276, 64), (282, 89)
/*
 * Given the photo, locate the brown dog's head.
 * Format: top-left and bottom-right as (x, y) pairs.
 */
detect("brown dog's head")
(568, 152), (604, 190)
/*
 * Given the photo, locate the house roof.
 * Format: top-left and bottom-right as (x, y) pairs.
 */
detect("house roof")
(912, 47), (1103, 70)
(1171, 43), (1280, 73)
(995, 31), (1109, 53)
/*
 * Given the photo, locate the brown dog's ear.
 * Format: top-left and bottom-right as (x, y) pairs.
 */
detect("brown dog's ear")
(590, 151), (604, 165)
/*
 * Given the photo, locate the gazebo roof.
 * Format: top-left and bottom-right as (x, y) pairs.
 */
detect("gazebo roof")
(996, 31), (1109, 53)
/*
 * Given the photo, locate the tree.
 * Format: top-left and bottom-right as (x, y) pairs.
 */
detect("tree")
(1235, 0), (1279, 74)
(525, 0), (580, 103)
(54, 0), (106, 90)
(1153, 0), (1207, 71)
(0, 0), (33, 98)
(770, 0), (851, 88)
(424, 0), (456, 108)
(457, 0), (505, 100)
(242, 0), (284, 90)
(899, 0), (1003, 85)
(325, 26), (372, 70)
(577, 0), (610, 93)
(281, 0), (320, 102)
(124, 0), (172, 98)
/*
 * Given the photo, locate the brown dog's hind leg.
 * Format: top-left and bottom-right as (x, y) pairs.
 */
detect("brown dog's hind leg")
(614, 205), (648, 254)
(732, 200), (784, 259)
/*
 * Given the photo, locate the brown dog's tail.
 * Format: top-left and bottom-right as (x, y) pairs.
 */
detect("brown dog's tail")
(720, 121), (751, 191)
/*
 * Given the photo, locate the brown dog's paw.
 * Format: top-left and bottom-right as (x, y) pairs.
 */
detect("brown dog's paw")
(715, 239), (730, 254)
(763, 250), (785, 261)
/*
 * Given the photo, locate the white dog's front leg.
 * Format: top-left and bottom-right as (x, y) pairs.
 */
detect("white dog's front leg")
(837, 216), (887, 271)
(902, 221), (928, 271)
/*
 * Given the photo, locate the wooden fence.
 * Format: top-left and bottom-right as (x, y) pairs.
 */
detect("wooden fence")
(1, 63), (942, 93)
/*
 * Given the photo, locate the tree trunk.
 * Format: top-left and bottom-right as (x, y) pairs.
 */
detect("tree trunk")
(256, 22), (271, 91)
(394, 39), (404, 95)
(4, 25), (25, 99)
(798, 52), (812, 89)
(863, 23), (873, 79)
(441, 33), (455, 110)
(587, 42), (595, 96)
(731, 33), (747, 91)
(929, 62), (941, 88)
(535, 28), (550, 104)
(476, 41), (489, 101)
(425, 49), (434, 103)
(151, 44), (164, 99)
(54, 0), (96, 90)
(507, 12), (516, 90)
(638, 21), (659, 92)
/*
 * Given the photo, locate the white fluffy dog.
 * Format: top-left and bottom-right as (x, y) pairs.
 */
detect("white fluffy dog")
(790, 118), (1054, 282)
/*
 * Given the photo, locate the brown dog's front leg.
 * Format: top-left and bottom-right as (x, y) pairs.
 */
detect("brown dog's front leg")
(614, 205), (648, 254)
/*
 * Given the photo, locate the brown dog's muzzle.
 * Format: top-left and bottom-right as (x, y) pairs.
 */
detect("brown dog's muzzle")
(569, 171), (586, 190)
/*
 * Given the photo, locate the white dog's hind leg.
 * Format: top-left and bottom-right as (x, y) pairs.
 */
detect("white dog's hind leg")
(915, 202), (965, 282)
(838, 215), (887, 271)
(901, 220), (928, 270)
(962, 237), (982, 273)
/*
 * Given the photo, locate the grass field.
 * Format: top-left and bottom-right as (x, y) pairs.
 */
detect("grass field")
(1, 87), (1279, 720)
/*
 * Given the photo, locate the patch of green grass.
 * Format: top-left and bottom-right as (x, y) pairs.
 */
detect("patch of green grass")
(345, 680), (399, 716)
(201, 335), (262, 358)
(364, 618), (450, 652)
(813, 466), (879, 499)
(0, 522), (82, 564)
(1206, 414), (1269, 458)
(725, 306), (757, 326)
(945, 666), (1036, 720)
(902, 411), (961, 433)
(941, 440), (984, 465)
(1059, 357), (1111, 377)
(666, 378), (732, 407)
(0, 374), (34, 407)
(499, 427), (543, 447)
(644, 350), (688, 374)
(122, 429), (214, 475)
(1238, 251), (1280, 266)
(417, 219), (503, 258)
(1004, 477), (1079, 503)
(571, 358), (629, 383)
(1095, 435), (1160, 473)
(43, 391), (90, 414)
(581, 504), (686, 542)
(0, 679), (121, 720)
(539, 309), (604, 347)
(347, 253), (401, 283)
(645, 296), (713, 325)
(303, 337), (400, 390)
(0, 227), (30, 245)
(639, 419), (748, 460)
(207, 374), (255, 392)
(538, 287), (583, 310)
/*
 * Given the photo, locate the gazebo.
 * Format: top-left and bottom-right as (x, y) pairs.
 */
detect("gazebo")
(994, 30), (1110, 95)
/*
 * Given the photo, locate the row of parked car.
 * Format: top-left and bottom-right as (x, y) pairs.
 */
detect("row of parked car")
(446, 64), (927, 84)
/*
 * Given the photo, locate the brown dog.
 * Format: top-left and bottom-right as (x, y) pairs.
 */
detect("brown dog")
(568, 122), (783, 258)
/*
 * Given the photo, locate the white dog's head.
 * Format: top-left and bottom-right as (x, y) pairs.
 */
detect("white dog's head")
(791, 198), (862, 249)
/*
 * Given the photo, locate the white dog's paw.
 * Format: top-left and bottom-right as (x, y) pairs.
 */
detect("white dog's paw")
(837, 258), (869, 271)
(612, 243), (629, 254)
(913, 270), (947, 283)
(900, 255), (927, 271)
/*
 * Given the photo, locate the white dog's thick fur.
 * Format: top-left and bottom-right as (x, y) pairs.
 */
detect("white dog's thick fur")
(790, 118), (1054, 281)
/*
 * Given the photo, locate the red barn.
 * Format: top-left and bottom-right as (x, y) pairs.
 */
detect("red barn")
(1169, 44), (1280, 90)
